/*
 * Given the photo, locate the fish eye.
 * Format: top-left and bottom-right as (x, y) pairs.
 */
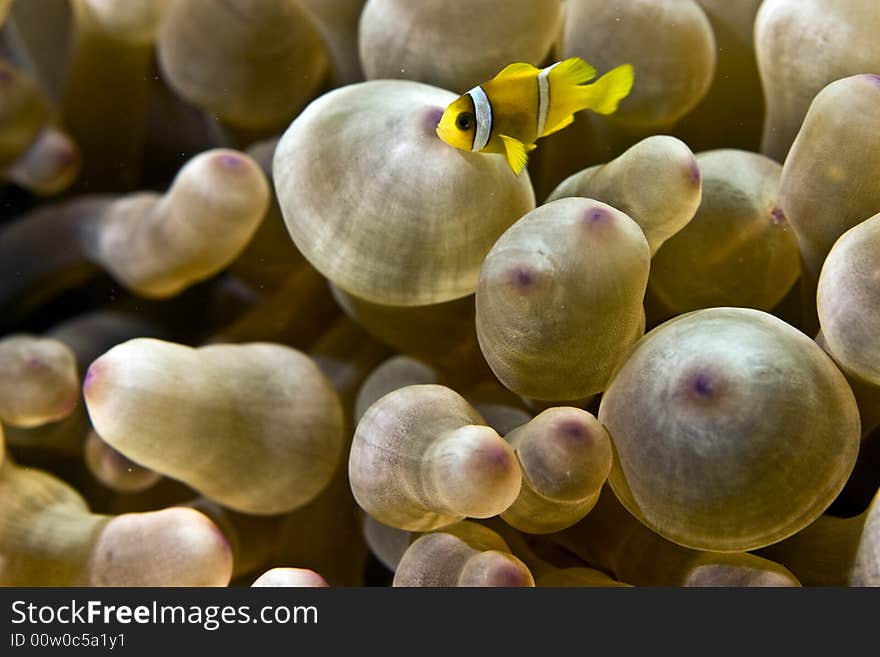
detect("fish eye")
(455, 112), (474, 131)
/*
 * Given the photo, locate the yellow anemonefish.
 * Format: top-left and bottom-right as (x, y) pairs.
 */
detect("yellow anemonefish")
(436, 58), (634, 175)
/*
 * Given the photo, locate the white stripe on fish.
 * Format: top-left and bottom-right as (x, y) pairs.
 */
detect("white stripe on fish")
(467, 85), (493, 152)
(536, 62), (559, 137)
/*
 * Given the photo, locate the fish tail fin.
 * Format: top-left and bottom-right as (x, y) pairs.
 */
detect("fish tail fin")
(577, 63), (635, 115)
(499, 134), (529, 176)
(542, 62), (633, 134)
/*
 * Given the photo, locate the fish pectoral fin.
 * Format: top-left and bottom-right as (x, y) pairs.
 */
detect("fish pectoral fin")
(525, 143), (538, 152)
(541, 114), (575, 137)
(499, 135), (529, 175)
(494, 62), (539, 80)
(550, 57), (597, 86)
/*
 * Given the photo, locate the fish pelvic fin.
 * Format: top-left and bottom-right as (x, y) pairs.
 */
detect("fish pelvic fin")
(499, 134), (529, 176)
(578, 63), (635, 115)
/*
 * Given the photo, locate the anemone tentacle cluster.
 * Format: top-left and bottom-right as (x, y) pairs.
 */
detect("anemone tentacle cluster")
(1, 0), (878, 588)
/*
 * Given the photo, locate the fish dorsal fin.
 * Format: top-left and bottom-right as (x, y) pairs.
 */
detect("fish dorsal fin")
(549, 57), (597, 86)
(494, 62), (539, 80)
(499, 134), (529, 175)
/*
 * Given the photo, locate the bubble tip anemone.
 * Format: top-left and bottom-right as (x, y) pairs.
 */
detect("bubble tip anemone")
(82, 361), (101, 398)
(688, 158), (702, 186)
(769, 206), (786, 225)
(862, 73), (880, 88)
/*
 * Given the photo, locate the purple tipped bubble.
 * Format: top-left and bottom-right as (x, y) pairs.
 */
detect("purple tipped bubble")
(770, 206), (786, 225)
(689, 159), (701, 185)
(586, 207), (608, 224)
(83, 364), (99, 394)
(488, 562), (529, 587)
(217, 153), (245, 170)
(482, 444), (511, 469)
(558, 419), (588, 441)
(863, 74), (880, 88)
(509, 265), (537, 291)
(691, 372), (715, 398)
(52, 144), (77, 168)
(425, 107), (445, 133)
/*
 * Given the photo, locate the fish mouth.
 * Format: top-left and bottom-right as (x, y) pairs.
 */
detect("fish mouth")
(435, 122), (458, 148)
